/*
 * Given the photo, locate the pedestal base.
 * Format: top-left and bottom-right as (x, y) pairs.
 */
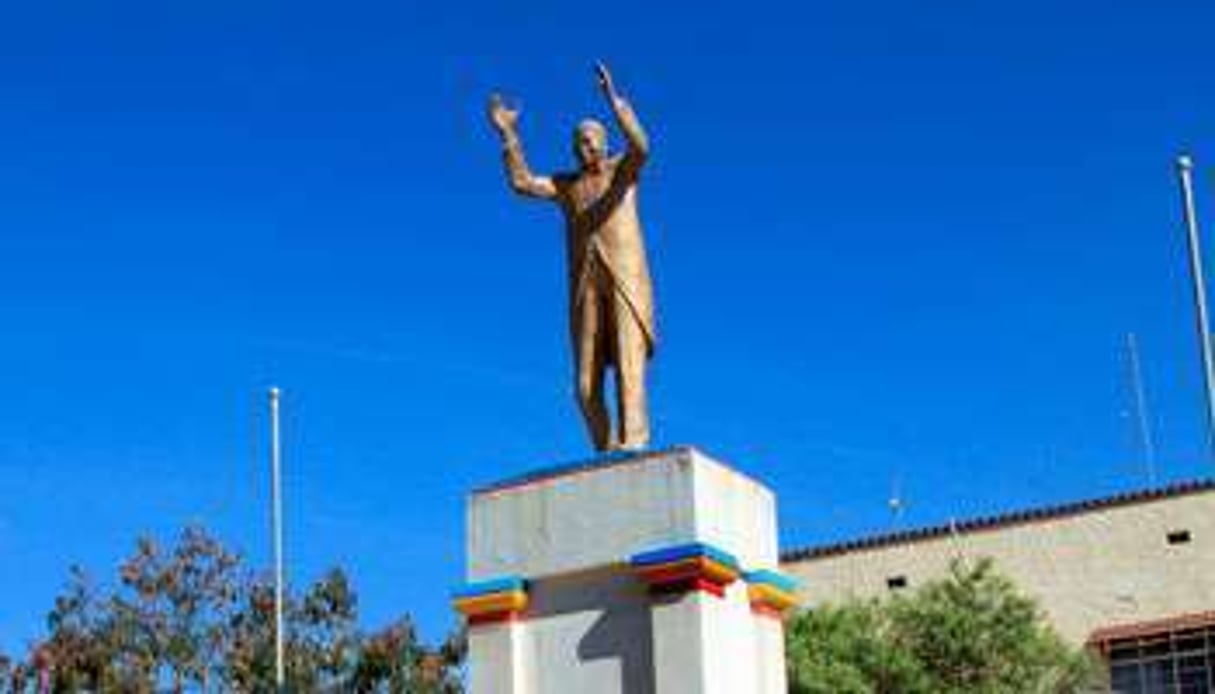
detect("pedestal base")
(455, 446), (796, 694)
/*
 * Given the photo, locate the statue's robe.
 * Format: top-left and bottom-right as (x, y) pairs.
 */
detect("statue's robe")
(556, 156), (656, 362)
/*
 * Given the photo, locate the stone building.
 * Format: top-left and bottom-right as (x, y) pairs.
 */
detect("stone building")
(780, 479), (1215, 692)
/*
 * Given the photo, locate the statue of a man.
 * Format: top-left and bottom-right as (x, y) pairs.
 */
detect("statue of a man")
(489, 63), (655, 452)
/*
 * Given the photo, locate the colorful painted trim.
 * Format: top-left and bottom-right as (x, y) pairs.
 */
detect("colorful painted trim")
(452, 576), (529, 626)
(743, 569), (799, 618)
(630, 542), (742, 598)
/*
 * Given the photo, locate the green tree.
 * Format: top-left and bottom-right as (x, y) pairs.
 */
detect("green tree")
(34, 526), (465, 693)
(787, 558), (1104, 694)
(349, 618), (464, 693)
(786, 598), (927, 694)
(39, 526), (242, 692)
(292, 568), (360, 688)
(113, 527), (243, 691)
(42, 566), (146, 692)
(223, 569), (360, 692)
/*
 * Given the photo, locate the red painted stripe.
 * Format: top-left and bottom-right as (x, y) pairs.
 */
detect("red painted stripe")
(649, 577), (726, 599)
(750, 602), (785, 620)
(639, 564), (704, 585)
(467, 611), (521, 627)
(637, 558), (738, 587)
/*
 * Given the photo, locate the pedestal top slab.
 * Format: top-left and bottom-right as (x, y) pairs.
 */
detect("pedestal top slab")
(467, 446), (778, 581)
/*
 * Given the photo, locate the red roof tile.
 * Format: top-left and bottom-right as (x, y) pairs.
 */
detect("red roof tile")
(782, 478), (1215, 563)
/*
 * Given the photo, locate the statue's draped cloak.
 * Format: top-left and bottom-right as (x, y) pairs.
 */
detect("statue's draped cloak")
(559, 163), (655, 362)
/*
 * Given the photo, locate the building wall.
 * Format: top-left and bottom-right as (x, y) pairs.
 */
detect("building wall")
(780, 489), (1215, 645)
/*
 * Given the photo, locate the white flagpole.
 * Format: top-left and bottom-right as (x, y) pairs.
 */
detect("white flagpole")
(269, 386), (286, 689)
(1177, 155), (1215, 461)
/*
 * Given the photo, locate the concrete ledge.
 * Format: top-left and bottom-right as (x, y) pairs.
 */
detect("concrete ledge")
(467, 447), (777, 581)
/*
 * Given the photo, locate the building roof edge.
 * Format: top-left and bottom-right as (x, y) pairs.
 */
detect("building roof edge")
(781, 477), (1215, 563)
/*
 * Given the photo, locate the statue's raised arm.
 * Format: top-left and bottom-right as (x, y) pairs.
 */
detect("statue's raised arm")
(595, 62), (649, 175)
(489, 93), (558, 200)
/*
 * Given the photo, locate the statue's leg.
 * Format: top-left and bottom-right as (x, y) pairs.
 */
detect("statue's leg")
(575, 283), (612, 451)
(613, 290), (650, 451)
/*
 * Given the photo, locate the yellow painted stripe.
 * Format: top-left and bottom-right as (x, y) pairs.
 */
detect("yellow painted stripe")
(638, 556), (740, 583)
(453, 591), (528, 616)
(749, 584), (796, 605)
(748, 584), (798, 609)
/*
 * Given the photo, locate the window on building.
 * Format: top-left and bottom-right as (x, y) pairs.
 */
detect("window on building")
(886, 575), (907, 590)
(1167, 529), (1192, 546)
(1106, 624), (1213, 693)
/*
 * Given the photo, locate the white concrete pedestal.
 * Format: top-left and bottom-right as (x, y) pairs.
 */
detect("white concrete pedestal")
(453, 446), (797, 694)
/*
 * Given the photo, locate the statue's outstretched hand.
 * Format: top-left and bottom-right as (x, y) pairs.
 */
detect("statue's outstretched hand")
(595, 62), (647, 162)
(488, 93), (520, 134)
(595, 62), (618, 101)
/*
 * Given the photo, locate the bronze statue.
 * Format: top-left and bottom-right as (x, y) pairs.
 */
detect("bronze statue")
(489, 63), (655, 452)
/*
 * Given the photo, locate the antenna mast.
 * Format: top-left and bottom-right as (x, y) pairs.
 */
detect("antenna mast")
(1125, 333), (1158, 485)
(887, 472), (904, 530)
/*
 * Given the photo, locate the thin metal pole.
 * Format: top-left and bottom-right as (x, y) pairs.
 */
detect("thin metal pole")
(1125, 333), (1158, 485)
(887, 472), (904, 531)
(269, 386), (285, 690)
(1177, 155), (1215, 461)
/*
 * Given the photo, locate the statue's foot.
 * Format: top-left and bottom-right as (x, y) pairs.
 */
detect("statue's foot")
(611, 440), (648, 453)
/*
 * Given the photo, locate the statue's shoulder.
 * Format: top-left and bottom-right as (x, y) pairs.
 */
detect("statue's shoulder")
(551, 171), (581, 195)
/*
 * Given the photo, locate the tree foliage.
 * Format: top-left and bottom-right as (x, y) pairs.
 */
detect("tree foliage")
(6, 526), (462, 693)
(787, 558), (1105, 694)
(348, 618), (465, 693)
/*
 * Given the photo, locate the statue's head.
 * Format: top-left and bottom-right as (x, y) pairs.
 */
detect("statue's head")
(573, 119), (608, 170)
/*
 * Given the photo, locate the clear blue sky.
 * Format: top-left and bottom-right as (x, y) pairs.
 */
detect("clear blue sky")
(2, 0), (1214, 653)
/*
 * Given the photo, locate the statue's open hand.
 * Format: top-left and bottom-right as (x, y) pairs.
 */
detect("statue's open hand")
(488, 93), (520, 134)
(595, 62), (618, 100)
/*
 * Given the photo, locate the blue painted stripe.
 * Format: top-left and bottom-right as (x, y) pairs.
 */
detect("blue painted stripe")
(629, 542), (740, 571)
(452, 576), (528, 600)
(743, 569), (798, 593)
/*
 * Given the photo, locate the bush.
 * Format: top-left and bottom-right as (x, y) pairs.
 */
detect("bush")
(787, 558), (1105, 694)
